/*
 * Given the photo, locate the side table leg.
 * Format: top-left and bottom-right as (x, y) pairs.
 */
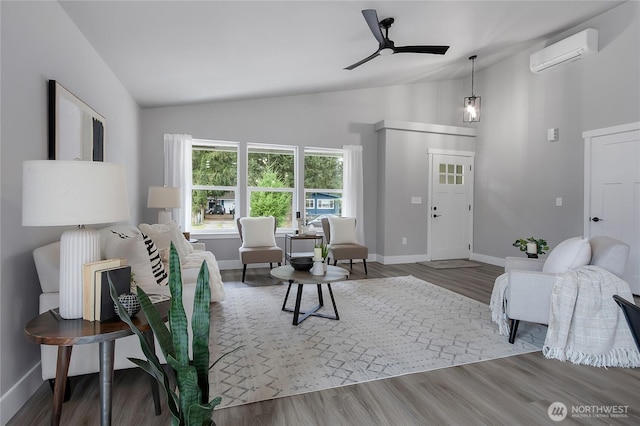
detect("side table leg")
(282, 281), (293, 311)
(316, 284), (324, 306)
(99, 340), (115, 426)
(143, 330), (162, 415)
(52, 345), (72, 426)
(293, 283), (304, 325)
(327, 283), (339, 320)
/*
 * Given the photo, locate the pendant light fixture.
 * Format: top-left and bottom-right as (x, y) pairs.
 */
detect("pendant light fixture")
(463, 55), (481, 123)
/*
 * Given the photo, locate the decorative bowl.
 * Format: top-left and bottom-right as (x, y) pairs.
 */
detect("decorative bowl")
(289, 256), (313, 271)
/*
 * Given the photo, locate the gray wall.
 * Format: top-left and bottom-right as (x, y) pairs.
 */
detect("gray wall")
(474, 1), (640, 261)
(0, 1), (141, 421)
(377, 127), (475, 261)
(140, 80), (466, 262)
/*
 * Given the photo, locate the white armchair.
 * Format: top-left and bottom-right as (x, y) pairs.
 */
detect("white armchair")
(505, 236), (630, 343)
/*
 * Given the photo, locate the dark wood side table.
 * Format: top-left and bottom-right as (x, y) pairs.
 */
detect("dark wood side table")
(24, 300), (170, 426)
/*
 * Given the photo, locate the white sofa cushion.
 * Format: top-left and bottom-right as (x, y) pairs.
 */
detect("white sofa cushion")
(240, 216), (276, 248)
(328, 217), (357, 244)
(139, 221), (193, 259)
(543, 237), (592, 274)
(102, 227), (168, 291)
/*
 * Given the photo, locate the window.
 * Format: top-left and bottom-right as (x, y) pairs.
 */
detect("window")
(438, 163), (464, 185)
(187, 142), (344, 234)
(247, 144), (296, 228)
(304, 149), (343, 222)
(191, 141), (238, 231)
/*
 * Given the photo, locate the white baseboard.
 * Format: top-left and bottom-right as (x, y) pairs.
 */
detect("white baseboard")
(1, 362), (43, 425)
(470, 252), (505, 268)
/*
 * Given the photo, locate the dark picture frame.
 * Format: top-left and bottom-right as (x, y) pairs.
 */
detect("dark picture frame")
(48, 80), (106, 161)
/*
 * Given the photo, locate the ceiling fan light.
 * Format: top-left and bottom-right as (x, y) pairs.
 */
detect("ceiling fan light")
(379, 47), (394, 56)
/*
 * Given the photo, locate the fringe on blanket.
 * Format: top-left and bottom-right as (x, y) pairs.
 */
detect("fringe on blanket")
(543, 346), (640, 368)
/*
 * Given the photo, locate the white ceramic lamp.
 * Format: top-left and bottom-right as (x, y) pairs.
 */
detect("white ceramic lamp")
(22, 160), (130, 319)
(147, 186), (180, 224)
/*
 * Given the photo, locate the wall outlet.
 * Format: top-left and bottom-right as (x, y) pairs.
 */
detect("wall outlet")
(402, 237), (407, 245)
(556, 197), (563, 206)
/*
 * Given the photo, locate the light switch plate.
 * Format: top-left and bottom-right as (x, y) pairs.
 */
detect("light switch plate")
(548, 128), (559, 142)
(411, 196), (422, 204)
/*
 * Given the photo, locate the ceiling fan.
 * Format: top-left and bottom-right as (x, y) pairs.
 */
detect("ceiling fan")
(345, 9), (450, 70)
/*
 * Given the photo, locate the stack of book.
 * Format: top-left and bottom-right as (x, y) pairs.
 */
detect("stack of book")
(82, 259), (131, 321)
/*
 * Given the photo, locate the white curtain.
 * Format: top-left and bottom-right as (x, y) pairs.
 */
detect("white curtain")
(164, 134), (192, 231)
(342, 145), (364, 244)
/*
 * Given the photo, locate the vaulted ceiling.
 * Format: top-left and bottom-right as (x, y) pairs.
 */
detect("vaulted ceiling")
(60, 1), (622, 108)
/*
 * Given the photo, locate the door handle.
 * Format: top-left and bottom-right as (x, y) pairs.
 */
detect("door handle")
(591, 217), (603, 222)
(433, 214), (441, 218)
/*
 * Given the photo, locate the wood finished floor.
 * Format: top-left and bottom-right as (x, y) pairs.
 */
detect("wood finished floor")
(9, 262), (640, 425)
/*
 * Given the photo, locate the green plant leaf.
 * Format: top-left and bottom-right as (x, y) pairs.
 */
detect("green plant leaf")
(192, 261), (211, 403)
(168, 243), (190, 367)
(168, 355), (202, 424)
(136, 286), (175, 362)
(109, 280), (180, 419)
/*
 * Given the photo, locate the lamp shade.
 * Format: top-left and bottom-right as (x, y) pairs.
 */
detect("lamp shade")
(22, 160), (130, 226)
(147, 186), (180, 209)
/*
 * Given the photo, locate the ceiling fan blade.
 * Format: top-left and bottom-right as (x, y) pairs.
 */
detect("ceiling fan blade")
(362, 9), (385, 45)
(344, 51), (381, 70)
(393, 45), (450, 55)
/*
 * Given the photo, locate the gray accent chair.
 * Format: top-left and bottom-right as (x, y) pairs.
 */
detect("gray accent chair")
(505, 236), (630, 343)
(321, 218), (368, 274)
(237, 217), (282, 282)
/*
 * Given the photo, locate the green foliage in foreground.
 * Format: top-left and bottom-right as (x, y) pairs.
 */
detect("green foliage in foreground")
(110, 243), (239, 425)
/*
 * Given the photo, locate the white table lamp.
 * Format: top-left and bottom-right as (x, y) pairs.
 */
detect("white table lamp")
(22, 160), (130, 319)
(147, 186), (180, 224)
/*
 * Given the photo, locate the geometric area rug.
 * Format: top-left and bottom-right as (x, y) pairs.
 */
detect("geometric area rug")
(208, 276), (547, 409)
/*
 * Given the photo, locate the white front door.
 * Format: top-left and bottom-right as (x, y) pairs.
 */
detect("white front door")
(429, 152), (474, 260)
(584, 122), (640, 294)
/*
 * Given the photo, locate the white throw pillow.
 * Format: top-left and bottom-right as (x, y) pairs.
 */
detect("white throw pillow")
(103, 229), (168, 291)
(328, 217), (358, 245)
(543, 237), (592, 273)
(240, 216), (277, 248)
(139, 221), (192, 260)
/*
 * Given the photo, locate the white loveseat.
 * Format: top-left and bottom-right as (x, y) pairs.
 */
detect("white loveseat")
(34, 222), (224, 381)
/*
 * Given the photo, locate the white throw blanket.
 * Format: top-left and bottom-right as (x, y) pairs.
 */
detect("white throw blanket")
(490, 266), (640, 367)
(543, 266), (640, 367)
(490, 273), (511, 336)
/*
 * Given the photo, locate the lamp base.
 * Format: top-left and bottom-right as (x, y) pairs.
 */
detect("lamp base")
(59, 226), (100, 319)
(158, 210), (172, 224)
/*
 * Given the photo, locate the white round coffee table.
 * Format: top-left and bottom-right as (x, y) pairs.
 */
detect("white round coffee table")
(270, 265), (349, 325)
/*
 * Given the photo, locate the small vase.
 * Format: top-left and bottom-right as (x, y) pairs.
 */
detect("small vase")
(114, 292), (141, 319)
(311, 260), (324, 275)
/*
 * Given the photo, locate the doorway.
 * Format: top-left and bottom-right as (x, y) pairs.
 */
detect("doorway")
(583, 122), (640, 294)
(428, 150), (475, 261)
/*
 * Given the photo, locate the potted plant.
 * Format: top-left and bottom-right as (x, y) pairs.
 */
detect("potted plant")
(314, 242), (330, 271)
(110, 243), (238, 426)
(513, 237), (549, 258)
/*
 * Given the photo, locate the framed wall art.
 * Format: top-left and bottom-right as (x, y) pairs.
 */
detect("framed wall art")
(48, 80), (106, 161)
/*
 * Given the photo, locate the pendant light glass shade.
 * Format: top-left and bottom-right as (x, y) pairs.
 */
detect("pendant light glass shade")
(463, 55), (481, 123)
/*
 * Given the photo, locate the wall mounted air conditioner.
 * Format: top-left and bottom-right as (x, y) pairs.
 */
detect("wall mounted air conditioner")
(530, 28), (598, 73)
